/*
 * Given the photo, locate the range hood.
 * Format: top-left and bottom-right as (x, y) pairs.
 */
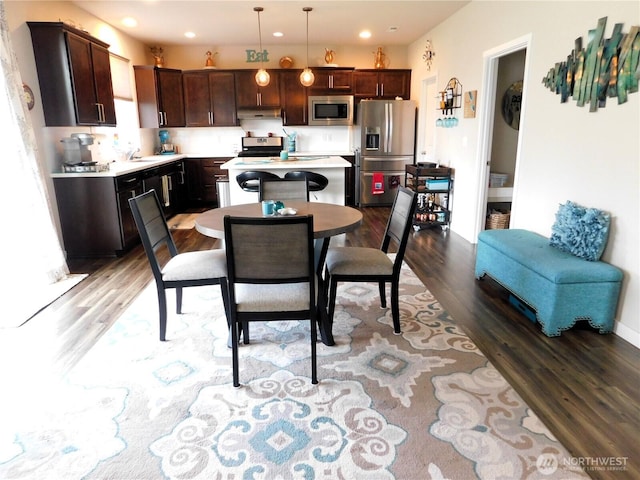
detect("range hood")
(237, 107), (282, 120)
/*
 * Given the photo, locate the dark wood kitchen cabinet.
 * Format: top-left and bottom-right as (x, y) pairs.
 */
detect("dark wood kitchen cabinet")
(309, 67), (354, 94)
(353, 69), (411, 101)
(53, 161), (185, 257)
(342, 155), (356, 206)
(27, 22), (116, 126)
(134, 66), (185, 127)
(54, 173), (143, 257)
(234, 70), (280, 108)
(185, 157), (232, 205)
(279, 69), (308, 125)
(183, 70), (237, 127)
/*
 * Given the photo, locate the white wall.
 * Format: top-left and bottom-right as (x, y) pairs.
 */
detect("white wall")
(408, 1), (640, 346)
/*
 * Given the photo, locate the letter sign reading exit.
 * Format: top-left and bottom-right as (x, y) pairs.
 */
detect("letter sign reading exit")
(246, 49), (269, 63)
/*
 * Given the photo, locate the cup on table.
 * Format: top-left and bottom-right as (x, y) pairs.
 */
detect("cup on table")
(280, 150), (288, 160)
(261, 200), (275, 216)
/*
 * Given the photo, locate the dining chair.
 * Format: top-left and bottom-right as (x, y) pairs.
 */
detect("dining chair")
(236, 171), (280, 192)
(129, 190), (229, 341)
(258, 177), (309, 202)
(224, 214), (318, 387)
(324, 186), (417, 335)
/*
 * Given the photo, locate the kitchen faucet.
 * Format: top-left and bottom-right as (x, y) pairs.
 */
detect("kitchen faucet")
(126, 147), (140, 162)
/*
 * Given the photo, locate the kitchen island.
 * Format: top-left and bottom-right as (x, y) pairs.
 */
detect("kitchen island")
(222, 156), (351, 205)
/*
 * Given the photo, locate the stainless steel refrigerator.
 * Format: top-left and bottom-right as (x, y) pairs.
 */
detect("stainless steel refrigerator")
(355, 99), (416, 206)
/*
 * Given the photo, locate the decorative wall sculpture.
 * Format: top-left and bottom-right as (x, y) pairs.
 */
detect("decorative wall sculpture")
(542, 17), (639, 112)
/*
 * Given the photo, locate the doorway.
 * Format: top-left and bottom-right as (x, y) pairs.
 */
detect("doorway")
(417, 74), (438, 165)
(474, 34), (531, 239)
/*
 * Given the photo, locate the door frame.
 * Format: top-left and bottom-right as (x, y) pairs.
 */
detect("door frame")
(473, 34), (532, 240)
(417, 73), (438, 165)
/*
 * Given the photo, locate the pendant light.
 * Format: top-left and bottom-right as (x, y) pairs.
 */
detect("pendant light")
(299, 7), (315, 87)
(253, 6), (270, 87)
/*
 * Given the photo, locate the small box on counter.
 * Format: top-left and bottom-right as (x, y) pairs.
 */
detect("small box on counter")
(426, 178), (450, 190)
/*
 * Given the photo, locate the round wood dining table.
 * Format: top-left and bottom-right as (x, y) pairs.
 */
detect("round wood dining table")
(195, 201), (363, 346)
(195, 201), (363, 239)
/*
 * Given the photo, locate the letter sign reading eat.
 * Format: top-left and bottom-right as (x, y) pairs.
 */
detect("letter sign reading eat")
(246, 49), (269, 63)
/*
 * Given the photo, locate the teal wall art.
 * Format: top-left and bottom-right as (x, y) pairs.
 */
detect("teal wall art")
(542, 17), (639, 112)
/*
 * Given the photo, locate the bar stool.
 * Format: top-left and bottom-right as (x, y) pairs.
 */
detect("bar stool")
(236, 171), (280, 192)
(284, 171), (329, 192)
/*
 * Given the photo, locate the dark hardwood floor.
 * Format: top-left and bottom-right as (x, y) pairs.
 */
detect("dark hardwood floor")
(24, 206), (639, 479)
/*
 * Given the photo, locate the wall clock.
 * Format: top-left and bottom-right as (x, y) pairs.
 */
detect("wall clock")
(23, 83), (35, 110)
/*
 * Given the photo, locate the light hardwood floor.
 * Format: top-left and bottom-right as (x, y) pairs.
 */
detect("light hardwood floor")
(17, 206), (640, 480)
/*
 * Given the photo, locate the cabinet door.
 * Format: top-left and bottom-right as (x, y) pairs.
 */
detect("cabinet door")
(234, 70), (280, 108)
(90, 43), (117, 125)
(310, 68), (353, 94)
(280, 70), (307, 125)
(117, 187), (142, 249)
(209, 72), (237, 126)
(67, 33), (101, 125)
(157, 69), (185, 126)
(353, 71), (379, 98)
(183, 72), (211, 127)
(378, 70), (411, 99)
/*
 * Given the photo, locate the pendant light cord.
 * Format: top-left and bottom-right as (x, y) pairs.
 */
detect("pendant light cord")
(256, 7), (264, 70)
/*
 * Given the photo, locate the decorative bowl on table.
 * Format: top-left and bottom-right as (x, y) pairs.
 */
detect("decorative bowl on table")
(277, 207), (298, 216)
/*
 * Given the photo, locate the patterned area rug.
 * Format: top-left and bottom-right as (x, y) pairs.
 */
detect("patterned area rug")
(0, 262), (588, 479)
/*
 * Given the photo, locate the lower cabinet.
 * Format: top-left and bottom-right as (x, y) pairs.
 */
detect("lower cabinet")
(185, 157), (231, 206)
(342, 155), (356, 206)
(53, 161), (185, 257)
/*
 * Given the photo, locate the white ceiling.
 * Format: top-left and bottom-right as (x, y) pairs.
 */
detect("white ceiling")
(72, 0), (470, 47)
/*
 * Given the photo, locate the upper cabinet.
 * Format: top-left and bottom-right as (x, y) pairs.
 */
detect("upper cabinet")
(183, 70), (237, 127)
(27, 22), (116, 126)
(234, 70), (280, 108)
(309, 68), (354, 94)
(134, 66), (185, 128)
(279, 69), (308, 126)
(353, 69), (411, 101)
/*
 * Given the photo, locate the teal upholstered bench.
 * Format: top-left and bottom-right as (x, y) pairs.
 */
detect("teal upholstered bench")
(475, 229), (623, 337)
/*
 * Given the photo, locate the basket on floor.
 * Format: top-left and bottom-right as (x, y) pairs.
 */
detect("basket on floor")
(486, 211), (510, 229)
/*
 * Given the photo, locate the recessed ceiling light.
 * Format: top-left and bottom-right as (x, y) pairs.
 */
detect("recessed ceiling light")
(359, 30), (371, 39)
(184, 31), (196, 39)
(273, 32), (284, 38)
(121, 17), (137, 28)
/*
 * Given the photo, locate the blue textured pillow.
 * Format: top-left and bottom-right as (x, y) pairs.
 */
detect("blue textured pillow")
(549, 201), (611, 261)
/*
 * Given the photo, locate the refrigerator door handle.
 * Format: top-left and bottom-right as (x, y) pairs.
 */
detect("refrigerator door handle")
(387, 103), (393, 153)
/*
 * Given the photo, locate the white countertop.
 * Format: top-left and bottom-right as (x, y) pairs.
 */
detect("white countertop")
(50, 154), (187, 178)
(222, 155), (351, 171)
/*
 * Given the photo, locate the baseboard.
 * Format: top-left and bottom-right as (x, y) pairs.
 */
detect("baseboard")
(614, 322), (640, 349)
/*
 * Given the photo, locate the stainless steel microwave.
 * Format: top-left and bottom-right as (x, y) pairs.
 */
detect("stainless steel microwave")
(308, 95), (354, 126)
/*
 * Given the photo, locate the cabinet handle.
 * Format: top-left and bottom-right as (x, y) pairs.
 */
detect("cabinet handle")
(381, 84), (384, 97)
(329, 75), (333, 89)
(376, 84), (379, 96)
(256, 92), (261, 106)
(209, 111), (213, 125)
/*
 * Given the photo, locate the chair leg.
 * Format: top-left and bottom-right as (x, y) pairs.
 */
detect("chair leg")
(391, 280), (401, 334)
(157, 286), (168, 341)
(378, 282), (387, 308)
(176, 287), (183, 314)
(232, 318), (240, 387)
(242, 322), (250, 344)
(328, 278), (338, 330)
(310, 317), (318, 384)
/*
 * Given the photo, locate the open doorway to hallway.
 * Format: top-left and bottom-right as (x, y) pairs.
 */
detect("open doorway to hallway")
(474, 35), (531, 240)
